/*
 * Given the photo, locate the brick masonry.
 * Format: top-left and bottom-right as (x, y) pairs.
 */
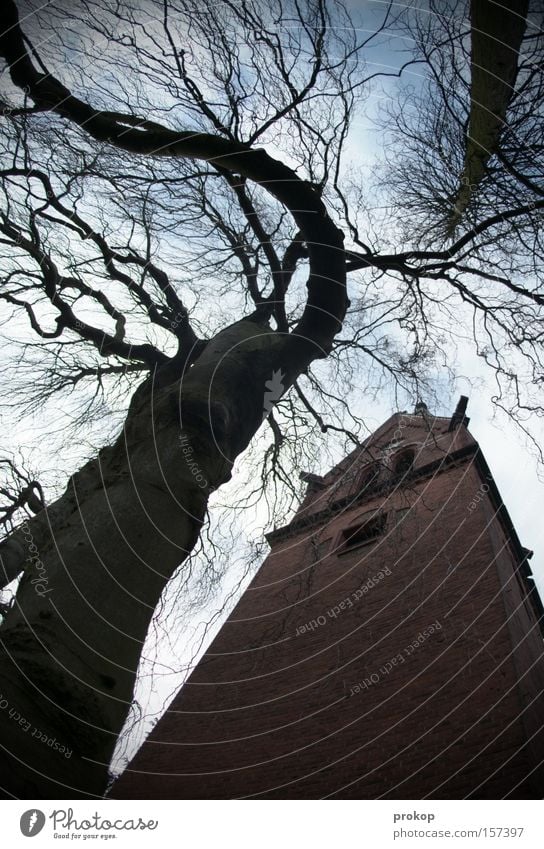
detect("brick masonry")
(112, 406), (544, 798)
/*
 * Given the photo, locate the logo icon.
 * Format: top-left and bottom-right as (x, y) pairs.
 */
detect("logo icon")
(262, 369), (285, 421)
(20, 809), (46, 837)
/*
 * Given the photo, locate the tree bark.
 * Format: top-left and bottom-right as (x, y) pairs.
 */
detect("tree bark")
(448, 0), (529, 230)
(0, 320), (303, 797)
(0, 0), (347, 797)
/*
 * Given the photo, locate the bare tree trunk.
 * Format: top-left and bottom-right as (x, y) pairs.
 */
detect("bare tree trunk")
(0, 1), (347, 797)
(448, 0), (529, 230)
(0, 319), (292, 798)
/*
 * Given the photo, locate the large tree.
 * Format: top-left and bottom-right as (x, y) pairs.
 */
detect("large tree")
(0, 0), (542, 798)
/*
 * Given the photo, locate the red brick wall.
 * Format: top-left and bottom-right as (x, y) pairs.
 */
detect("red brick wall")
(112, 418), (544, 799)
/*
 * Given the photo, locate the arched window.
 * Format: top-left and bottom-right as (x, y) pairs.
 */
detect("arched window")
(394, 448), (415, 477)
(358, 463), (379, 492)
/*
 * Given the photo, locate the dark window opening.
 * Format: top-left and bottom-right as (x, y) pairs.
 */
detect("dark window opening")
(358, 464), (379, 492)
(394, 449), (415, 477)
(340, 513), (387, 552)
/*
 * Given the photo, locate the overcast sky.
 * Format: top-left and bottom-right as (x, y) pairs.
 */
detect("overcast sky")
(2, 0), (543, 775)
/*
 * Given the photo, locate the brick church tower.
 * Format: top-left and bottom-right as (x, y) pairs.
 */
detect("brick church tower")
(112, 399), (544, 799)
